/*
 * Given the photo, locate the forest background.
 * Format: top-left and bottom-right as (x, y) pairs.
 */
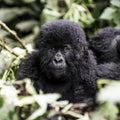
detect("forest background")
(0, 0), (120, 120)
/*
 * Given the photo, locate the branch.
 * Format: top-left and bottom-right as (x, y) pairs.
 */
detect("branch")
(64, 111), (89, 119)
(0, 39), (19, 57)
(0, 21), (28, 53)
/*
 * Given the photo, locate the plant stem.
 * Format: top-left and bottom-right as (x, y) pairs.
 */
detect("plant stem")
(0, 39), (18, 57)
(0, 21), (28, 53)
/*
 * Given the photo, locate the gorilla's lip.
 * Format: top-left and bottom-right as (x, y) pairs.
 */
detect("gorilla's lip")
(54, 67), (65, 71)
(54, 68), (65, 72)
(49, 63), (66, 69)
(51, 67), (66, 72)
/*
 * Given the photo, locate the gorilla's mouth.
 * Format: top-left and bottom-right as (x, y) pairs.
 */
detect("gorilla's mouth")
(51, 67), (66, 73)
(49, 61), (67, 71)
(48, 66), (67, 78)
(54, 68), (66, 72)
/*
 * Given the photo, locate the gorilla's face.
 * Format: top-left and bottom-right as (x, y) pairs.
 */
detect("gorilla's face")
(37, 20), (86, 80)
(41, 43), (73, 79)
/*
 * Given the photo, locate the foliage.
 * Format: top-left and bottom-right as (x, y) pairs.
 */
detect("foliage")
(91, 80), (120, 120)
(0, 0), (112, 42)
(0, 79), (61, 120)
(100, 0), (120, 28)
(91, 101), (118, 120)
(0, 0), (120, 119)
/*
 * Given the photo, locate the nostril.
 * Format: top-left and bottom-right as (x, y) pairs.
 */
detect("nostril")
(59, 59), (63, 63)
(53, 51), (64, 65)
(54, 58), (63, 64)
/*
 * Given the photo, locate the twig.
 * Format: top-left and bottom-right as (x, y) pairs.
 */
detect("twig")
(0, 21), (28, 53)
(0, 39), (19, 57)
(64, 111), (89, 119)
(61, 103), (73, 113)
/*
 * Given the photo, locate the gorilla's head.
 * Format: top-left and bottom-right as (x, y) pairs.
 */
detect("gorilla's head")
(89, 27), (120, 63)
(36, 20), (87, 80)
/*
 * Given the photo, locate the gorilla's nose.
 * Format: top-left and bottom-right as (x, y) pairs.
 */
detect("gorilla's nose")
(54, 57), (63, 64)
(54, 52), (64, 64)
(53, 51), (66, 67)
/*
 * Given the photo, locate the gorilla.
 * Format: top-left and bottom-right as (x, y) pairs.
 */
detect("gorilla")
(16, 20), (97, 103)
(97, 62), (120, 81)
(89, 27), (120, 64)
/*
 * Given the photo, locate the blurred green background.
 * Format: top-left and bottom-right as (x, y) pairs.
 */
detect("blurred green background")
(0, 0), (120, 120)
(0, 0), (120, 46)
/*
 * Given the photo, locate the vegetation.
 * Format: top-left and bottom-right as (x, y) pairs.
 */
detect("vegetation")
(0, 0), (120, 119)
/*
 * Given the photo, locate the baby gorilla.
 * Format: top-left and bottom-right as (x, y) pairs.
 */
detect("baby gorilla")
(89, 27), (120, 64)
(48, 50), (66, 78)
(16, 20), (97, 103)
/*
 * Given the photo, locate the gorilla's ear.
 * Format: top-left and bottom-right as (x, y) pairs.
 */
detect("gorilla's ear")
(116, 35), (120, 54)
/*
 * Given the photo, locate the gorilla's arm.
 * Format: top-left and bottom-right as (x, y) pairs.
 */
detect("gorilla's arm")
(16, 52), (40, 81)
(97, 63), (120, 80)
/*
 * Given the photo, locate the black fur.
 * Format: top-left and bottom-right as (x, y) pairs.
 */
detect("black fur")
(97, 62), (120, 80)
(89, 27), (120, 64)
(16, 20), (97, 103)
(16, 20), (120, 107)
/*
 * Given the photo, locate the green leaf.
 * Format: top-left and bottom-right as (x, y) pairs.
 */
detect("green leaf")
(16, 96), (35, 106)
(110, 0), (120, 7)
(27, 94), (60, 120)
(15, 20), (38, 32)
(91, 102), (118, 120)
(4, 0), (19, 4)
(100, 7), (116, 20)
(4, 0), (35, 4)
(22, 0), (35, 3)
(0, 50), (13, 76)
(41, 8), (61, 24)
(64, 3), (94, 27)
(0, 8), (34, 22)
(0, 83), (18, 120)
(46, 0), (59, 10)
(97, 82), (120, 103)
(8, 110), (18, 120)
(25, 79), (37, 95)
(113, 10), (120, 26)
(0, 96), (4, 108)
(27, 107), (46, 120)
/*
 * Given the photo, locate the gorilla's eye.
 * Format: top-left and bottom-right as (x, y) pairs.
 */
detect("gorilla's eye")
(49, 47), (55, 51)
(64, 45), (71, 51)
